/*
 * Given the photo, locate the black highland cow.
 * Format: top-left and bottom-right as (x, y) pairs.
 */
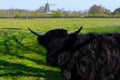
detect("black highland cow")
(29, 27), (120, 80)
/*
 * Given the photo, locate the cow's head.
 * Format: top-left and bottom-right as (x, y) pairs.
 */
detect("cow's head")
(28, 27), (82, 66)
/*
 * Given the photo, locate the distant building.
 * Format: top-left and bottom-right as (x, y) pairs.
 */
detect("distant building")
(44, 3), (52, 15)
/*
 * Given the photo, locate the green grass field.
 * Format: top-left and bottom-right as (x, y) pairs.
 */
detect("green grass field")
(0, 18), (120, 80)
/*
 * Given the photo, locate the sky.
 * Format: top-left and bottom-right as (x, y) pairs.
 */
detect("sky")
(0, 0), (120, 12)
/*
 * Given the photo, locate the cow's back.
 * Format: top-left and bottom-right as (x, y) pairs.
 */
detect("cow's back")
(72, 33), (120, 80)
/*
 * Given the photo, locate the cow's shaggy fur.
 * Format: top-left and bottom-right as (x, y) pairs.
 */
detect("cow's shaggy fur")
(29, 27), (120, 80)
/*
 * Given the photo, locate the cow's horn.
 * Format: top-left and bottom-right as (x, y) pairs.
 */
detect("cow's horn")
(73, 26), (83, 34)
(28, 27), (43, 36)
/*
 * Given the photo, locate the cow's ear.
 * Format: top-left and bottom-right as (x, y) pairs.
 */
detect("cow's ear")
(68, 34), (77, 43)
(65, 33), (78, 49)
(37, 36), (44, 45)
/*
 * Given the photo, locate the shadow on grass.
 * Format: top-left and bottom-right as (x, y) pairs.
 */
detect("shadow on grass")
(0, 60), (61, 80)
(0, 30), (62, 80)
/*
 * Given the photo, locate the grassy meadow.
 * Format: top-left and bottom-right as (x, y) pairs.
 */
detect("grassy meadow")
(0, 18), (120, 80)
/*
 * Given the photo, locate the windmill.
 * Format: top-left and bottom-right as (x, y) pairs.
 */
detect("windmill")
(44, 0), (55, 15)
(44, 0), (50, 13)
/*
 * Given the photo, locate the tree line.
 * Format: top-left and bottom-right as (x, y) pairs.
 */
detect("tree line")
(0, 4), (120, 18)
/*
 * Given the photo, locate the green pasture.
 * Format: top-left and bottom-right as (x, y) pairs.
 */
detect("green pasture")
(0, 18), (120, 33)
(0, 18), (120, 80)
